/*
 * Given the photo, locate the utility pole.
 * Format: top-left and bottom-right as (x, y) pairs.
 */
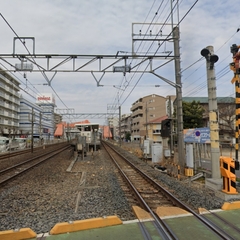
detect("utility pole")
(201, 46), (221, 180)
(119, 106), (121, 146)
(173, 27), (185, 172)
(31, 107), (34, 153)
(168, 96), (174, 155)
(39, 112), (42, 145)
(145, 101), (148, 139)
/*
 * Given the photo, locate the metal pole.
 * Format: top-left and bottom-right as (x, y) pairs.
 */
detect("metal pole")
(169, 96), (174, 155)
(173, 27), (185, 173)
(31, 108), (34, 153)
(145, 102), (148, 139)
(119, 106), (121, 146)
(39, 112), (42, 145)
(202, 46), (221, 179)
(94, 130), (96, 152)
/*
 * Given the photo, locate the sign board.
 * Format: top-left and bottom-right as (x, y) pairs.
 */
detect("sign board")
(15, 63), (33, 71)
(113, 65), (131, 73)
(36, 93), (55, 105)
(184, 127), (210, 143)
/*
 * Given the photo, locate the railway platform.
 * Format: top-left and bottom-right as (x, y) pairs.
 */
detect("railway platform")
(2, 203), (240, 240)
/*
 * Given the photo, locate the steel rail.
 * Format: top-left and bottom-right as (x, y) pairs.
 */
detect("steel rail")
(0, 142), (67, 160)
(0, 145), (71, 186)
(103, 141), (176, 240)
(103, 141), (235, 240)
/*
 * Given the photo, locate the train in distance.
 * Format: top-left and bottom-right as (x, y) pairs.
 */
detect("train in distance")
(73, 123), (101, 154)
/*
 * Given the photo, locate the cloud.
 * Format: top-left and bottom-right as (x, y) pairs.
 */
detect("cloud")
(0, 0), (239, 124)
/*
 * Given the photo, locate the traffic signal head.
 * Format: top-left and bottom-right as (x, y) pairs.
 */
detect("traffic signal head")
(210, 54), (218, 63)
(161, 119), (171, 138)
(200, 48), (210, 57)
(231, 44), (239, 55)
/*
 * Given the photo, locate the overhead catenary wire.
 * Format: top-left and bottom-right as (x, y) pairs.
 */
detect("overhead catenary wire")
(162, 27), (240, 99)
(0, 13), (76, 123)
(112, 1), (178, 109)
(119, 0), (199, 108)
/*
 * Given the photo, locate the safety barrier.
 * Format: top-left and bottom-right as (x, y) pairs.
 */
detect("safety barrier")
(220, 156), (238, 194)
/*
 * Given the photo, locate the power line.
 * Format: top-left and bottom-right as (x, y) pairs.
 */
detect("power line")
(0, 13), (76, 122)
(120, 0), (198, 107)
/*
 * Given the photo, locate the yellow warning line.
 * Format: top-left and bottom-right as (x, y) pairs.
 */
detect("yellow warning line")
(222, 201), (240, 210)
(0, 228), (36, 240)
(50, 215), (122, 235)
(132, 206), (154, 221)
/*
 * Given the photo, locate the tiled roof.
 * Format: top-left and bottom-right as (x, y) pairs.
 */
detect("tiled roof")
(148, 115), (168, 124)
(54, 120), (91, 137)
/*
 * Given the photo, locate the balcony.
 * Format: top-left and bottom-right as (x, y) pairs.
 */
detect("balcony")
(132, 108), (143, 116)
(130, 101), (143, 111)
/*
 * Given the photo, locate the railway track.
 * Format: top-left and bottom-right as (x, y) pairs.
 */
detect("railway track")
(103, 141), (240, 240)
(0, 143), (71, 186)
(0, 142), (66, 161)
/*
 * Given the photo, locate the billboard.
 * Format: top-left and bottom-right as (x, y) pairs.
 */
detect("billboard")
(36, 93), (55, 105)
(184, 127), (210, 143)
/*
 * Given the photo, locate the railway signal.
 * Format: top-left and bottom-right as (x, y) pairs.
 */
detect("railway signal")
(230, 44), (240, 170)
(161, 119), (171, 138)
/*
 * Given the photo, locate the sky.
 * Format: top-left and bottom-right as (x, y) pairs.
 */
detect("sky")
(0, 0), (239, 125)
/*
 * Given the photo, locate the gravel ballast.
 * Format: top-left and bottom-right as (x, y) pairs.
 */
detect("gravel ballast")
(0, 143), (234, 234)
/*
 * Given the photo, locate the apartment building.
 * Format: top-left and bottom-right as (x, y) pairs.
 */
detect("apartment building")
(108, 116), (119, 140)
(0, 70), (20, 137)
(131, 94), (175, 143)
(120, 113), (131, 141)
(19, 93), (56, 140)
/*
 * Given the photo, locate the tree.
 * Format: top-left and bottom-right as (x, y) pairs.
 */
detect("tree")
(182, 101), (205, 129)
(125, 132), (131, 141)
(218, 103), (235, 138)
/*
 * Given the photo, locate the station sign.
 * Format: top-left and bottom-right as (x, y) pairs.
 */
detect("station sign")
(184, 127), (210, 143)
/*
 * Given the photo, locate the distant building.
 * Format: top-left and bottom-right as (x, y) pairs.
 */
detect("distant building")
(0, 69), (20, 137)
(19, 93), (56, 140)
(146, 115), (168, 143)
(99, 125), (113, 139)
(120, 113), (131, 141)
(130, 94), (175, 143)
(0, 68), (59, 140)
(36, 93), (56, 138)
(108, 117), (118, 140)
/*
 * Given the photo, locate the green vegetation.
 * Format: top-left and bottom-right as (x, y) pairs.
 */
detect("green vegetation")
(182, 101), (205, 129)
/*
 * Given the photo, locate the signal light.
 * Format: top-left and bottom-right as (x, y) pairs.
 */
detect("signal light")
(201, 47), (219, 69)
(161, 119), (171, 138)
(200, 48), (210, 57)
(210, 54), (219, 63)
